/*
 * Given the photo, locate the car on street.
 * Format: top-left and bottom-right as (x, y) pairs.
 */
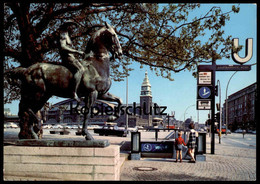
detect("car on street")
(87, 125), (102, 130)
(53, 124), (63, 129)
(227, 129), (231, 134)
(128, 126), (138, 132)
(65, 124), (72, 129)
(136, 126), (144, 130)
(247, 130), (254, 134)
(94, 125), (127, 137)
(234, 129), (243, 133)
(4, 122), (19, 128)
(42, 124), (52, 129)
(71, 125), (79, 129)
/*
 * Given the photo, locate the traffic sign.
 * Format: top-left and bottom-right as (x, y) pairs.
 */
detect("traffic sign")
(197, 100), (211, 110)
(198, 64), (251, 71)
(216, 65), (251, 71)
(198, 71), (212, 85)
(197, 86), (212, 99)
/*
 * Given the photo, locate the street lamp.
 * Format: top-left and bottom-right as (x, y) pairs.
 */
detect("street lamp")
(225, 71), (238, 135)
(217, 80), (221, 144)
(125, 66), (128, 133)
(183, 104), (195, 129)
(225, 63), (256, 135)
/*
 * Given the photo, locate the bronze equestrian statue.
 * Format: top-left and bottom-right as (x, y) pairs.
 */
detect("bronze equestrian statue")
(5, 22), (123, 140)
(58, 20), (86, 103)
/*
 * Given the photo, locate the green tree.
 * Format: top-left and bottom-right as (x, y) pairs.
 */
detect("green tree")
(3, 3), (240, 103)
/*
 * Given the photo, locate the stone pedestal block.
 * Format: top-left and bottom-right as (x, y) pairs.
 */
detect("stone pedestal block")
(4, 144), (121, 181)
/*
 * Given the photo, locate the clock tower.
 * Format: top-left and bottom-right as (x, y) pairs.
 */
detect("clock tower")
(140, 71), (152, 126)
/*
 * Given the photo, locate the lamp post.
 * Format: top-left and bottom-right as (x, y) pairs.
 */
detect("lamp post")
(125, 64), (129, 133)
(225, 71), (238, 135)
(183, 104), (195, 129)
(224, 63), (256, 135)
(217, 80), (221, 144)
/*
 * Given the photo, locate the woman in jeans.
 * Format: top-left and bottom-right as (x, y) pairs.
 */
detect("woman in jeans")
(187, 122), (198, 163)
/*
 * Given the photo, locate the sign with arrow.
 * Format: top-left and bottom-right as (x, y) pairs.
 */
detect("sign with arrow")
(197, 86), (213, 100)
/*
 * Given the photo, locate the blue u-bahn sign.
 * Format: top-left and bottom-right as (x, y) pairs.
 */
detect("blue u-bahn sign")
(197, 86), (212, 100)
(141, 142), (173, 153)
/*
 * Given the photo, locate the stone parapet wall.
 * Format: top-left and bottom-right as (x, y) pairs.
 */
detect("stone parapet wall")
(4, 145), (121, 181)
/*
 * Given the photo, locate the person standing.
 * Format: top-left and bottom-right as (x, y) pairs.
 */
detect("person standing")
(187, 122), (198, 163)
(175, 131), (186, 163)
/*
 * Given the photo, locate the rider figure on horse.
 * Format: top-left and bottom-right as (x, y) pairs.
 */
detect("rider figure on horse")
(58, 20), (85, 102)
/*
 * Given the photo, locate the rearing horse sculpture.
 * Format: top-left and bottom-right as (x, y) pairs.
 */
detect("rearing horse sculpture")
(5, 22), (123, 140)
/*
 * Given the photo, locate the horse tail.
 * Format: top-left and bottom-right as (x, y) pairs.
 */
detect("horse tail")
(4, 67), (27, 86)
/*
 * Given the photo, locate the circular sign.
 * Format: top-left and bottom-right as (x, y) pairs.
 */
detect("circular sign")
(142, 143), (152, 152)
(199, 87), (211, 99)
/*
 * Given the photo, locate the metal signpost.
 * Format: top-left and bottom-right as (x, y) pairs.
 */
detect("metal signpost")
(197, 38), (253, 154)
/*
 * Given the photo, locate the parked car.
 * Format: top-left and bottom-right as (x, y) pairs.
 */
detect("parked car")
(71, 125), (79, 129)
(128, 126), (138, 132)
(136, 126), (144, 130)
(227, 129), (231, 134)
(234, 129), (243, 133)
(53, 124), (63, 129)
(87, 125), (102, 130)
(4, 122), (19, 128)
(42, 124), (52, 129)
(247, 130), (253, 134)
(65, 124), (72, 129)
(94, 125), (127, 137)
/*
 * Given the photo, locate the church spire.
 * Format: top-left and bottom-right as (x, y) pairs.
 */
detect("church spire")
(140, 71), (152, 97)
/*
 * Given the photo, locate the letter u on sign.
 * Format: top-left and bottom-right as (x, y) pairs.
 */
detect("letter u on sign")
(232, 38), (253, 64)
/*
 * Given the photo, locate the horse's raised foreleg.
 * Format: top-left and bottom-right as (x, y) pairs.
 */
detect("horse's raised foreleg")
(82, 91), (98, 140)
(98, 92), (122, 122)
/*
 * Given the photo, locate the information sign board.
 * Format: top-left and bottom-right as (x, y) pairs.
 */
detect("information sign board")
(141, 142), (173, 153)
(198, 71), (212, 85)
(197, 100), (211, 110)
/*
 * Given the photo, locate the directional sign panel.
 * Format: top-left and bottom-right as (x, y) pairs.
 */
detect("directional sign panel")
(197, 100), (211, 110)
(198, 64), (251, 71)
(197, 86), (213, 99)
(216, 65), (251, 71)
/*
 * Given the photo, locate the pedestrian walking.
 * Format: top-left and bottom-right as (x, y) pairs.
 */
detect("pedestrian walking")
(187, 122), (198, 163)
(242, 129), (246, 138)
(175, 131), (186, 163)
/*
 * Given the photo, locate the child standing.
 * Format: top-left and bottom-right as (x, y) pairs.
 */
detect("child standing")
(175, 131), (186, 163)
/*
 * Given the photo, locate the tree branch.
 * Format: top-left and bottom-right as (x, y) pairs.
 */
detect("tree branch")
(124, 52), (192, 73)
(3, 48), (22, 62)
(34, 3), (89, 37)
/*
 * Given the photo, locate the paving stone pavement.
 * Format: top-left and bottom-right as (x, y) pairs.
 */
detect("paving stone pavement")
(120, 134), (256, 181)
(3, 129), (256, 181)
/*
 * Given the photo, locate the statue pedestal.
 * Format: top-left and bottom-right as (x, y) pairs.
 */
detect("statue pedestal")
(4, 140), (121, 181)
(15, 139), (110, 147)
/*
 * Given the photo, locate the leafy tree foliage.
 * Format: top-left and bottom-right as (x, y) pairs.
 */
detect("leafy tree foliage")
(3, 3), (240, 103)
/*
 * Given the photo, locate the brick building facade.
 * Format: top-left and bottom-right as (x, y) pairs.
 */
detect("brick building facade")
(222, 82), (257, 131)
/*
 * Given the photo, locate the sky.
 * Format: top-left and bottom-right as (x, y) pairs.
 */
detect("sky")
(4, 4), (257, 125)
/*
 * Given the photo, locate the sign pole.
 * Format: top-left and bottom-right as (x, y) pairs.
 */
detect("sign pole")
(210, 59), (216, 154)
(197, 38), (253, 155)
